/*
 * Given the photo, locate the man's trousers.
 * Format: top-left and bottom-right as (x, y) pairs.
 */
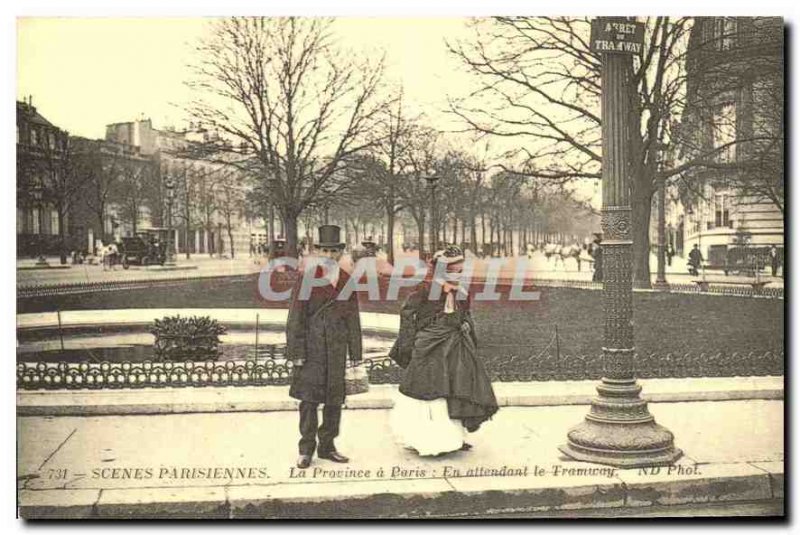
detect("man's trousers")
(298, 401), (342, 456)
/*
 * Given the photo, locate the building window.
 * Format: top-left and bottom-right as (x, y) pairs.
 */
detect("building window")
(714, 18), (737, 50)
(714, 193), (731, 228)
(30, 128), (38, 146)
(31, 208), (40, 235)
(17, 208), (24, 234)
(50, 209), (60, 235)
(712, 102), (737, 163)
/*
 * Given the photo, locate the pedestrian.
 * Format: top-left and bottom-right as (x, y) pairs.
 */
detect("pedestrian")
(688, 244), (703, 276)
(591, 234), (603, 282)
(769, 245), (781, 277)
(287, 224), (363, 469)
(667, 244), (675, 267)
(388, 245), (499, 456)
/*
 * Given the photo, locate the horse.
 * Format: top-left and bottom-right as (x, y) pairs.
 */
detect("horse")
(101, 243), (120, 271)
(559, 244), (583, 271)
(543, 243), (560, 263)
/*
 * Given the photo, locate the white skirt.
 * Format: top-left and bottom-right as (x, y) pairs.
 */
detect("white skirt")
(390, 391), (465, 456)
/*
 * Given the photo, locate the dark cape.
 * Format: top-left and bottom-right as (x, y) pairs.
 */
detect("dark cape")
(286, 268), (363, 405)
(390, 282), (498, 432)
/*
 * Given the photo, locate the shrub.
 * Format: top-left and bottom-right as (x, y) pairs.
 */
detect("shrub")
(151, 315), (228, 362)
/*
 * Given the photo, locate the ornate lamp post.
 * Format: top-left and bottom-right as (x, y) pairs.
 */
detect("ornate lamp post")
(559, 17), (681, 467)
(424, 175), (441, 256)
(164, 169), (176, 267)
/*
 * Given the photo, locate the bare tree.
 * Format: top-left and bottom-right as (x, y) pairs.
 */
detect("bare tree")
(215, 166), (246, 258)
(399, 125), (442, 257)
(362, 90), (418, 264)
(21, 133), (92, 264)
(186, 17), (389, 257)
(117, 157), (154, 236)
(74, 138), (124, 242)
(194, 166), (218, 256)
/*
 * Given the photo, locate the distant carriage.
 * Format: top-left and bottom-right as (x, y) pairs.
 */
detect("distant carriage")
(117, 228), (170, 269)
(268, 238), (287, 261)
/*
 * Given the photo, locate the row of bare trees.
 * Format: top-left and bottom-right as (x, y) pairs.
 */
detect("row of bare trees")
(183, 17), (597, 263)
(180, 17), (781, 276)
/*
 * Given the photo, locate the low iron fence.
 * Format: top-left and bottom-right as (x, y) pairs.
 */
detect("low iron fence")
(17, 349), (783, 391)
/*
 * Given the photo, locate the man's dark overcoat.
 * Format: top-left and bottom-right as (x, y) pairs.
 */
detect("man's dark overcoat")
(287, 267), (363, 405)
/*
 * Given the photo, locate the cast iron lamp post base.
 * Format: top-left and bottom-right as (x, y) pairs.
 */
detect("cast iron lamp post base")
(559, 378), (682, 468)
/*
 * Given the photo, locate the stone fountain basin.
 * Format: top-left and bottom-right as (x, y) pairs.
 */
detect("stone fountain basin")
(17, 308), (399, 364)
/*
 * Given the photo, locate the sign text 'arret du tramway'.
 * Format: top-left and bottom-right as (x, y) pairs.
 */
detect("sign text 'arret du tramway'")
(590, 18), (646, 55)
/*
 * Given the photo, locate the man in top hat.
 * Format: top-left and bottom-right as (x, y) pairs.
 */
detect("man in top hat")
(286, 225), (363, 469)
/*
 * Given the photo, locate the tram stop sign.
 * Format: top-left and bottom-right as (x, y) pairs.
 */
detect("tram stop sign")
(590, 18), (645, 55)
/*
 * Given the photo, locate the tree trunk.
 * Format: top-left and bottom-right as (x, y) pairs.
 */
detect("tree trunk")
(97, 209), (105, 243)
(386, 208), (395, 265)
(227, 221), (235, 259)
(414, 213), (426, 259)
(58, 209), (68, 265)
(470, 211), (478, 254)
(631, 183), (654, 289)
(481, 212), (486, 254)
(285, 212), (300, 258)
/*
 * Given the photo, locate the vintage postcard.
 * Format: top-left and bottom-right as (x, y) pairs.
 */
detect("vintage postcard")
(15, 15), (784, 519)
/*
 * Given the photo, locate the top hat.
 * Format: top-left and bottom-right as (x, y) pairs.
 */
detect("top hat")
(316, 225), (344, 248)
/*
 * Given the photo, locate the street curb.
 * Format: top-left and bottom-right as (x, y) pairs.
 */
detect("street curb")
(18, 463), (784, 519)
(16, 377), (784, 416)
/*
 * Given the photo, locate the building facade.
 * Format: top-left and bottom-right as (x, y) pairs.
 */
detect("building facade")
(16, 99), (71, 257)
(106, 119), (262, 258)
(663, 17), (784, 267)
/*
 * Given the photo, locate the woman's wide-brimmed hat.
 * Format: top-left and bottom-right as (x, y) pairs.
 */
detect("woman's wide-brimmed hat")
(433, 245), (465, 265)
(316, 225), (345, 248)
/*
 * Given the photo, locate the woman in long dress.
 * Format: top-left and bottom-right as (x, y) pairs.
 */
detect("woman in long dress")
(389, 245), (499, 456)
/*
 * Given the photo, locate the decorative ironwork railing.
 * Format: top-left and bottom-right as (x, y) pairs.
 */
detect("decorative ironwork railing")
(529, 278), (783, 299)
(17, 350), (783, 391)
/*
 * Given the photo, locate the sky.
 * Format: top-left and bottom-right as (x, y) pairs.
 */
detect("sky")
(17, 17), (474, 139)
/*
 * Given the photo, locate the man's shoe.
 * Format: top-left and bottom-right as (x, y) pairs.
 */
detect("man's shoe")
(460, 442), (473, 451)
(318, 450), (349, 463)
(296, 454), (312, 469)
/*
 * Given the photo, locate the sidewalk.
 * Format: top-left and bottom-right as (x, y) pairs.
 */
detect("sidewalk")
(17, 387), (784, 518)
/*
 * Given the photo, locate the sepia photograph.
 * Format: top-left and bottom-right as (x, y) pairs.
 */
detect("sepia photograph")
(13, 10), (785, 520)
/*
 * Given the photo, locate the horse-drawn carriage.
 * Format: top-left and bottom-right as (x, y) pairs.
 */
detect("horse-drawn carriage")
(117, 228), (170, 269)
(268, 238), (287, 261)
